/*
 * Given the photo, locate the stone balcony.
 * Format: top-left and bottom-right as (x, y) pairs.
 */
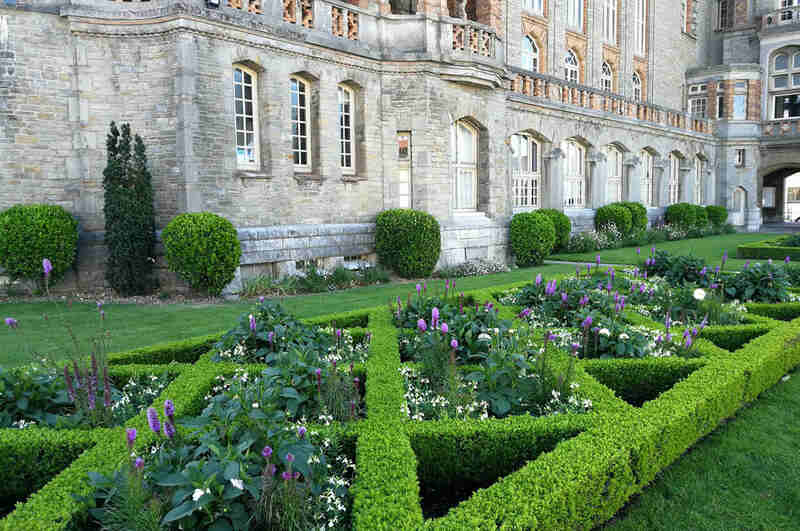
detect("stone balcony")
(762, 118), (800, 140)
(762, 5), (800, 32)
(508, 67), (713, 136)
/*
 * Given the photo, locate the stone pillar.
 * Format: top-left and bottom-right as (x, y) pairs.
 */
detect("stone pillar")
(544, 147), (565, 210)
(704, 165), (714, 206)
(176, 34), (201, 213)
(681, 162), (694, 204)
(653, 157), (668, 206)
(588, 149), (607, 209)
(625, 156), (642, 203)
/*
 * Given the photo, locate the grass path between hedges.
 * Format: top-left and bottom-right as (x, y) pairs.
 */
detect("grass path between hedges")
(551, 232), (776, 271)
(601, 369), (800, 530)
(0, 263), (577, 367)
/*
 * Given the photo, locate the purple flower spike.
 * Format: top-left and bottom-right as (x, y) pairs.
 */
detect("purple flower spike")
(286, 453), (295, 463)
(163, 421), (176, 439)
(298, 426), (307, 439)
(786, 256), (791, 264)
(282, 471), (293, 481)
(450, 339), (459, 349)
(684, 336), (693, 349)
(582, 316), (593, 329)
(42, 258), (53, 276)
(561, 292), (568, 304)
(262, 446), (273, 458)
(417, 319), (427, 332)
(637, 248), (641, 255)
(416, 283), (422, 294)
(134, 457), (144, 470)
(4, 318), (18, 329)
(744, 261), (750, 269)
(146, 407), (161, 435)
(126, 428), (137, 450)
(97, 301), (103, 310)
(267, 464), (277, 476)
(722, 251), (728, 265)
(431, 307), (440, 322)
(259, 296), (265, 303)
(596, 255), (601, 266)
(441, 322), (449, 334)
(249, 314), (256, 332)
(267, 331), (274, 344)
(164, 399), (175, 422)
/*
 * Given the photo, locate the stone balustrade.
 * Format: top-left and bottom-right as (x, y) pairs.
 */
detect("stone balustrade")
(449, 19), (498, 59)
(762, 5), (800, 29)
(762, 118), (800, 137)
(509, 69), (712, 136)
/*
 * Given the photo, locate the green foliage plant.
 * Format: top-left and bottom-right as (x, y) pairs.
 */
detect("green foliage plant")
(539, 209), (572, 251)
(665, 202), (697, 229)
(375, 209), (441, 279)
(595, 204), (633, 236)
(705, 205), (728, 228)
(0, 204), (78, 291)
(617, 201), (648, 232)
(103, 122), (157, 295)
(162, 212), (242, 296)
(509, 211), (556, 267)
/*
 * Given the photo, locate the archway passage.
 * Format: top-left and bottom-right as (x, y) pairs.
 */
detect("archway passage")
(761, 166), (800, 231)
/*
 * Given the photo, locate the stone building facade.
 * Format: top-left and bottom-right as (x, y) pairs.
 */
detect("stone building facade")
(1, 0), (798, 289)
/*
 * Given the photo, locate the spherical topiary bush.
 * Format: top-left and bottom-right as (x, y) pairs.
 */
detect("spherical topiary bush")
(375, 209), (441, 278)
(665, 203), (697, 229)
(162, 212), (242, 295)
(693, 205), (709, 228)
(595, 204), (633, 236)
(0, 204), (78, 286)
(705, 205), (728, 228)
(539, 209), (572, 251)
(617, 201), (648, 232)
(509, 211), (556, 267)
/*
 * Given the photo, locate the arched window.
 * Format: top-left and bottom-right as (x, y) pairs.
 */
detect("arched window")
(601, 62), (613, 92)
(632, 72), (642, 101)
(669, 153), (681, 204)
(695, 156), (705, 205)
(770, 48), (800, 119)
(338, 86), (355, 172)
(290, 76), (311, 170)
(564, 140), (586, 208)
(451, 120), (478, 211)
(564, 50), (579, 84)
(640, 150), (655, 207)
(234, 65), (259, 169)
(605, 145), (623, 202)
(510, 133), (541, 210)
(521, 36), (539, 72)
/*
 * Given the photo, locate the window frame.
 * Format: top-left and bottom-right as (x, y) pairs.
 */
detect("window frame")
(338, 85), (355, 174)
(567, 0), (584, 32)
(603, 0), (617, 45)
(634, 0), (646, 56)
(522, 0), (544, 15)
(735, 148), (746, 167)
(770, 49), (800, 120)
(694, 157), (705, 205)
(632, 72), (643, 101)
(290, 76), (311, 172)
(564, 49), (579, 84)
(668, 154), (681, 205)
(605, 145), (623, 203)
(233, 65), (260, 170)
(510, 133), (541, 211)
(521, 36), (539, 73)
(640, 150), (655, 207)
(601, 62), (613, 92)
(716, 0), (730, 31)
(563, 140), (586, 209)
(452, 120), (479, 212)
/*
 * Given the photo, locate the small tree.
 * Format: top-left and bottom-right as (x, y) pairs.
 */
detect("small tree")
(103, 122), (156, 295)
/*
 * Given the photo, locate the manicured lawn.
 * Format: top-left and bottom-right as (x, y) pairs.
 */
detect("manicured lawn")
(551, 233), (776, 270)
(0, 263), (575, 367)
(602, 370), (800, 530)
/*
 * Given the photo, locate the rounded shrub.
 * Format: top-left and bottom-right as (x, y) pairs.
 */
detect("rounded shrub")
(595, 204), (632, 236)
(692, 205), (709, 228)
(0, 204), (78, 286)
(539, 209), (572, 251)
(617, 201), (648, 232)
(509, 211), (556, 267)
(665, 203), (697, 229)
(706, 205), (728, 227)
(375, 209), (441, 278)
(162, 212), (242, 296)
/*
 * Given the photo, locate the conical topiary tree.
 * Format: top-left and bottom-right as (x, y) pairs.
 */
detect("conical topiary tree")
(103, 122), (156, 295)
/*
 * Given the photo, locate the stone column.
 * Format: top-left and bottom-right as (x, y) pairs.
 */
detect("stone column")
(544, 147), (565, 210)
(653, 156), (668, 206)
(625, 155), (643, 203)
(681, 161), (694, 204)
(588, 149), (607, 209)
(704, 165), (715, 206)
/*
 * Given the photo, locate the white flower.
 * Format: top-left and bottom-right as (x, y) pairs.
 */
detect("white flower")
(252, 402), (259, 409)
(478, 333), (492, 342)
(192, 488), (208, 501)
(599, 328), (611, 337)
(619, 333), (629, 340)
(230, 478), (244, 490)
(693, 288), (706, 301)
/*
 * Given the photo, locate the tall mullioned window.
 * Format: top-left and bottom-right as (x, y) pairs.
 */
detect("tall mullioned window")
(606, 145), (623, 203)
(451, 120), (478, 211)
(771, 49), (800, 119)
(640, 150), (655, 207)
(234, 66), (259, 168)
(695, 157), (705, 205)
(564, 50), (579, 83)
(634, 0), (646, 56)
(510, 134), (541, 210)
(601, 62), (613, 92)
(567, 0), (583, 32)
(717, 0), (732, 30)
(603, 0), (617, 44)
(291, 77), (310, 170)
(338, 86), (354, 172)
(633, 72), (642, 100)
(564, 140), (585, 208)
(669, 154), (681, 204)
(689, 83), (708, 118)
(521, 36), (539, 72)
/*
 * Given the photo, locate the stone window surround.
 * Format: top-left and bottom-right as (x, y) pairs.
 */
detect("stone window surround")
(233, 64), (260, 171)
(769, 48), (800, 120)
(338, 84), (356, 174)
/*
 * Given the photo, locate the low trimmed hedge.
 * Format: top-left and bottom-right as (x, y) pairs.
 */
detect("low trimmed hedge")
(6, 279), (800, 530)
(737, 238), (800, 262)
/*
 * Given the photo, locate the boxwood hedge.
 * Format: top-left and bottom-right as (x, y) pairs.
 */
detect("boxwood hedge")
(4, 280), (800, 530)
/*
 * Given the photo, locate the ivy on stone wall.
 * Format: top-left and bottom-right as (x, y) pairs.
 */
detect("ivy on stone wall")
(103, 122), (157, 295)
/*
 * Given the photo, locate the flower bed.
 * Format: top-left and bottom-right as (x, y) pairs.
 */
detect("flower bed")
(3, 272), (800, 530)
(737, 237), (800, 262)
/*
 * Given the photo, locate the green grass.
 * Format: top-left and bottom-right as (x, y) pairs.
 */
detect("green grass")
(551, 233), (776, 271)
(602, 370), (800, 530)
(0, 263), (575, 367)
